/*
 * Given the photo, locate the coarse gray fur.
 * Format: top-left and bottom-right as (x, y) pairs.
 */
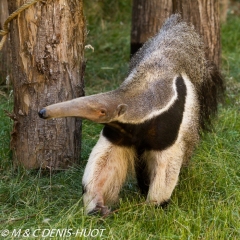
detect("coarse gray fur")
(115, 13), (223, 127)
(129, 13), (205, 85)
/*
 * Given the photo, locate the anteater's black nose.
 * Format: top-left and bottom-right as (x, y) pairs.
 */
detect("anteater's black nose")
(38, 109), (47, 119)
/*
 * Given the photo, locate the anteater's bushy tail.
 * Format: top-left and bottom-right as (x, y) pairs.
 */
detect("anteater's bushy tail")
(199, 62), (225, 130)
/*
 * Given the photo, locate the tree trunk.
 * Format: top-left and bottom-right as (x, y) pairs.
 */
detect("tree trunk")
(8, 0), (85, 169)
(131, 0), (221, 67)
(130, 0), (172, 56)
(0, 0), (10, 86)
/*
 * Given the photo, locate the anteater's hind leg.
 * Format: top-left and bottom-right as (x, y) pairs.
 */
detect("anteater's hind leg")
(82, 132), (135, 215)
(143, 143), (185, 206)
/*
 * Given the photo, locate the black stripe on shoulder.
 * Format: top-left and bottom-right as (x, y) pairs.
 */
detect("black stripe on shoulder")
(103, 76), (187, 151)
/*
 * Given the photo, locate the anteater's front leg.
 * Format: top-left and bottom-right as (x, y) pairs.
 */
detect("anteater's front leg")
(82, 132), (135, 215)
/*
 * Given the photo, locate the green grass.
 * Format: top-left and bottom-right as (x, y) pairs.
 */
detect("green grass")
(0, 2), (240, 239)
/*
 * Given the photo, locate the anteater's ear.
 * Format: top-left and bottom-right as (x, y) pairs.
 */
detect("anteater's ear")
(117, 104), (128, 117)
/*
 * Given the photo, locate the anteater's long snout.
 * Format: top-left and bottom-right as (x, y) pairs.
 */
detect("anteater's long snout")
(38, 99), (88, 120)
(37, 93), (122, 123)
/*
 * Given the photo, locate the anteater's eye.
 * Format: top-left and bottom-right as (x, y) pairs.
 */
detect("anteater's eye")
(100, 108), (106, 115)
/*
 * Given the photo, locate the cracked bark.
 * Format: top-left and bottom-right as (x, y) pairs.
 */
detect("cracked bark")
(8, 0), (85, 169)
